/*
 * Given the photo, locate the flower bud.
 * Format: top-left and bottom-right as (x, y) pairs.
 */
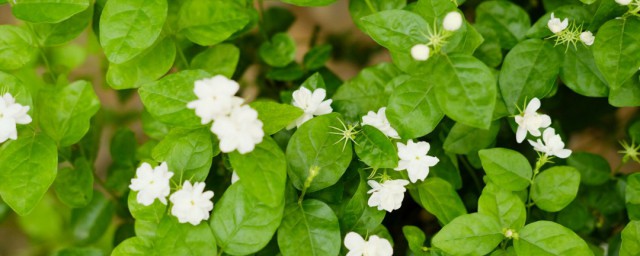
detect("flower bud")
(580, 31), (595, 46)
(410, 44), (430, 61)
(443, 11), (463, 31)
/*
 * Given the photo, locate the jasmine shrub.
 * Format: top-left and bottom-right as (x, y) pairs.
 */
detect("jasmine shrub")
(1, 0), (640, 255)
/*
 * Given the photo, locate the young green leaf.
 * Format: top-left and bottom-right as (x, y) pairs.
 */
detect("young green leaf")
(354, 125), (398, 169)
(592, 17), (640, 90)
(478, 183), (526, 231)
(71, 192), (114, 244)
(107, 37), (176, 90)
(99, 0), (167, 64)
(432, 213), (503, 256)
(112, 237), (152, 256)
(30, 4), (93, 46)
(386, 78), (444, 139)
(54, 158), (94, 208)
(191, 43), (240, 78)
(152, 127), (215, 183)
(259, 33), (296, 68)
(38, 81), (100, 147)
(303, 44), (332, 70)
(515, 221), (593, 255)
(250, 101), (303, 135)
(128, 191), (166, 223)
(621, 221), (640, 255)
(277, 200), (341, 256)
(360, 10), (429, 52)
(230, 137), (286, 207)
(286, 113), (352, 192)
(11, 0), (90, 23)
(403, 225), (427, 255)
(532, 166), (581, 212)
(211, 182), (284, 255)
(0, 25), (37, 70)
(626, 173), (640, 220)
(444, 121), (500, 154)
(479, 148), (533, 191)
(151, 216), (217, 255)
(178, 0), (251, 46)
(349, 0), (405, 29)
(339, 169), (386, 234)
(410, 178), (467, 224)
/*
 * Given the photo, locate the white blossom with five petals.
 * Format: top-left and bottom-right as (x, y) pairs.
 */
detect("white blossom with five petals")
(395, 140), (439, 183)
(211, 105), (264, 154)
(547, 13), (569, 34)
(344, 232), (394, 256)
(0, 93), (32, 143)
(362, 107), (400, 139)
(170, 181), (214, 226)
(528, 128), (572, 158)
(129, 162), (174, 206)
(187, 75), (244, 124)
(367, 179), (409, 212)
(514, 98), (552, 143)
(287, 87), (333, 129)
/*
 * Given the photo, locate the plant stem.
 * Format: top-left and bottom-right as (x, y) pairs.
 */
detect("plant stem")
(526, 154), (549, 218)
(364, 0), (377, 14)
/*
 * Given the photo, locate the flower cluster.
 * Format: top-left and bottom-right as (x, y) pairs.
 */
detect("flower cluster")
(547, 12), (594, 46)
(410, 11), (464, 61)
(287, 87), (333, 129)
(187, 75), (264, 154)
(0, 92), (32, 144)
(514, 98), (572, 158)
(344, 232), (393, 256)
(129, 162), (214, 225)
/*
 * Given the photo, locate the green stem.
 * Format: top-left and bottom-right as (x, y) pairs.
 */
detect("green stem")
(526, 154), (549, 217)
(25, 23), (56, 82)
(364, 0), (377, 14)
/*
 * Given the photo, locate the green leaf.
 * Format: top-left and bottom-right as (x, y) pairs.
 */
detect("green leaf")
(560, 44), (608, 97)
(532, 166), (581, 212)
(430, 54), (497, 129)
(139, 69), (211, 127)
(262, 7), (295, 36)
(99, 0), (167, 64)
(259, 33), (296, 67)
(556, 200), (593, 233)
(54, 157), (94, 208)
(515, 221), (593, 255)
(30, 4), (93, 46)
(286, 113), (353, 192)
(354, 125), (398, 169)
(403, 226), (427, 255)
(333, 63), (401, 122)
(54, 247), (104, 256)
(11, 0), (90, 23)
(277, 200), (341, 256)
(479, 148), (533, 191)
(499, 39), (560, 113)
(303, 44), (332, 70)
(567, 152), (611, 186)
(38, 81), (101, 147)
(178, 0), (251, 46)
(432, 213), (503, 256)
(71, 192), (114, 244)
(609, 73), (640, 107)
(626, 174), (640, 220)
(191, 43), (240, 78)
(0, 71), (33, 107)
(110, 128), (137, 165)
(475, 1), (530, 49)
(360, 10), (429, 52)
(478, 183), (526, 231)
(0, 133), (57, 215)
(280, 0), (337, 7)
(339, 169), (386, 234)
(211, 182), (284, 255)
(152, 127), (214, 183)
(410, 178), (467, 225)
(112, 237), (152, 256)
(152, 216), (217, 255)
(386, 77), (444, 139)
(250, 101), (303, 135)
(621, 221), (640, 256)
(474, 24), (503, 68)
(349, 0), (406, 29)
(592, 17), (640, 89)
(410, 0), (456, 26)
(0, 25), (37, 70)
(266, 62), (305, 81)
(106, 37), (176, 90)
(128, 191), (166, 223)
(444, 121), (500, 154)
(230, 136), (286, 207)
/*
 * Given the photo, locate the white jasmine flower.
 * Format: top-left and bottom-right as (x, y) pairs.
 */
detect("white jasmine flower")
(547, 13), (569, 34)
(231, 171), (239, 184)
(362, 107), (400, 139)
(443, 11), (463, 31)
(367, 179), (409, 212)
(344, 232), (394, 256)
(287, 87), (332, 129)
(616, 0), (632, 5)
(211, 104), (264, 154)
(187, 75), (244, 124)
(514, 98), (552, 143)
(129, 162), (174, 206)
(528, 128), (572, 158)
(170, 181), (214, 226)
(580, 31), (595, 46)
(395, 140), (439, 183)
(410, 44), (430, 61)
(0, 93), (32, 143)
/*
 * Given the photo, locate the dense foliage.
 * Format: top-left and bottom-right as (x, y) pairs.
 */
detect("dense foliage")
(1, 0), (640, 255)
